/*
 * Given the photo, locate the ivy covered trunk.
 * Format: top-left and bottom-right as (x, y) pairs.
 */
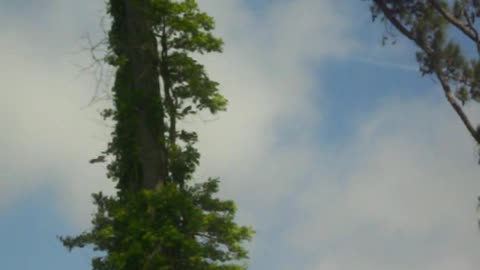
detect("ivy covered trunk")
(109, 0), (168, 191)
(60, 0), (253, 269)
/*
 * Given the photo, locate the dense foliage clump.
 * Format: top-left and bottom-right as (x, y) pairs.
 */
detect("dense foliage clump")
(62, 180), (252, 270)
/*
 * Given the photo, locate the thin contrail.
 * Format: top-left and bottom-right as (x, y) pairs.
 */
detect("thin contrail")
(348, 56), (418, 72)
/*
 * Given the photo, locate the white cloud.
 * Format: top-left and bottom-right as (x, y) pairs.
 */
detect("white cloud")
(0, 0), (114, 226)
(192, 0), (355, 205)
(288, 95), (480, 270)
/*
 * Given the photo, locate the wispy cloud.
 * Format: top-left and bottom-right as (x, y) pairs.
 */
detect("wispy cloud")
(348, 56), (418, 71)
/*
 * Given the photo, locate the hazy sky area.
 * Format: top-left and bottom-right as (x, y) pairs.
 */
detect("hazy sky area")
(2, 1), (480, 270)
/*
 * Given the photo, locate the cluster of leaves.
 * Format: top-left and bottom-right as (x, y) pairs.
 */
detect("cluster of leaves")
(151, 0), (227, 125)
(370, 0), (480, 144)
(61, 0), (253, 269)
(60, 179), (253, 270)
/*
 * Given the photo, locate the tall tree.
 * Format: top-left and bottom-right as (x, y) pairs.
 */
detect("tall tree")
(368, 0), (480, 154)
(60, 0), (252, 269)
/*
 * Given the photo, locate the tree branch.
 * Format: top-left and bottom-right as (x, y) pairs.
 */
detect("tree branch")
(435, 71), (480, 143)
(461, 7), (480, 56)
(373, 0), (417, 42)
(374, 0), (480, 144)
(427, 0), (479, 43)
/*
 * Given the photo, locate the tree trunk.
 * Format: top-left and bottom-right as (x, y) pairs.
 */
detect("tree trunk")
(122, 0), (168, 190)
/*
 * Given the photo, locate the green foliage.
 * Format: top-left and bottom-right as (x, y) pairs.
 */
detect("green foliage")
(60, 179), (253, 270)
(151, 0), (224, 53)
(60, 0), (252, 269)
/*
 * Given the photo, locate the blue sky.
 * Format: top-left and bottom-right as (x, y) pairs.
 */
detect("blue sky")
(2, 1), (480, 270)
